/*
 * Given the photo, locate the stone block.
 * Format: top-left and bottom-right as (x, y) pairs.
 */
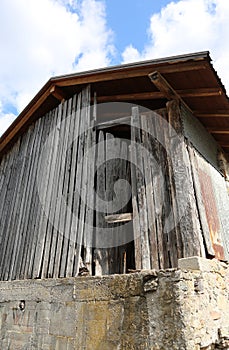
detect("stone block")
(178, 256), (212, 271)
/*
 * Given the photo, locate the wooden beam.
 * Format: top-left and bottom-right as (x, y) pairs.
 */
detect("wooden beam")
(149, 71), (179, 101)
(194, 111), (229, 118)
(148, 73), (222, 100)
(207, 127), (229, 134)
(96, 92), (164, 102)
(148, 71), (193, 114)
(96, 88), (223, 104)
(55, 61), (209, 87)
(96, 116), (131, 130)
(156, 61), (209, 74)
(180, 88), (222, 98)
(50, 85), (66, 102)
(105, 213), (133, 223)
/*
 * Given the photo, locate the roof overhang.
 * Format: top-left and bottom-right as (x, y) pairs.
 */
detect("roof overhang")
(0, 51), (229, 158)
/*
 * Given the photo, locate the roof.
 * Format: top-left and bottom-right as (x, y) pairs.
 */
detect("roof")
(0, 51), (229, 158)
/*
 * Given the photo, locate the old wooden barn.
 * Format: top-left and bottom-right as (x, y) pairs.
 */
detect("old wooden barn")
(0, 51), (228, 281)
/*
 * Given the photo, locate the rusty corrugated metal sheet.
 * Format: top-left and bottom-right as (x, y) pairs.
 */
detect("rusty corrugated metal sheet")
(198, 168), (225, 260)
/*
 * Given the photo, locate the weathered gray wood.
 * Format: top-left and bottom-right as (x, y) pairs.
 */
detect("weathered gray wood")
(31, 107), (61, 278)
(59, 93), (78, 277)
(17, 112), (52, 280)
(67, 102), (85, 276)
(0, 141), (20, 239)
(105, 213), (133, 223)
(131, 107), (151, 270)
(96, 116), (131, 130)
(160, 109), (180, 267)
(21, 113), (54, 279)
(27, 108), (58, 278)
(149, 109), (173, 268)
(117, 140), (132, 274)
(45, 99), (70, 278)
(0, 138), (22, 280)
(27, 107), (59, 279)
(0, 153), (8, 197)
(12, 120), (43, 279)
(72, 85), (91, 276)
(32, 108), (60, 278)
(166, 100), (204, 258)
(141, 114), (159, 269)
(2, 125), (32, 280)
(105, 132), (115, 274)
(65, 93), (82, 277)
(27, 113), (52, 279)
(94, 131), (109, 275)
(6, 130), (43, 279)
(52, 97), (74, 278)
(9, 117), (43, 280)
(130, 118), (142, 270)
(83, 114), (96, 274)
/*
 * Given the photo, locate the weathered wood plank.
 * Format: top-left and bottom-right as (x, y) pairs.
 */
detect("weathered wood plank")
(59, 93), (79, 277)
(3, 125), (33, 280)
(65, 93), (82, 277)
(130, 117), (142, 270)
(21, 112), (55, 279)
(0, 138), (22, 280)
(0, 141), (20, 239)
(17, 112), (52, 280)
(105, 213), (133, 223)
(141, 114), (159, 269)
(31, 106), (64, 278)
(46, 99), (70, 278)
(83, 116), (96, 274)
(34, 107), (61, 278)
(188, 145), (215, 257)
(96, 116), (131, 130)
(53, 97), (74, 278)
(166, 100), (204, 258)
(131, 107), (150, 270)
(105, 132), (116, 274)
(94, 130), (109, 275)
(72, 85), (91, 276)
(9, 117), (44, 280)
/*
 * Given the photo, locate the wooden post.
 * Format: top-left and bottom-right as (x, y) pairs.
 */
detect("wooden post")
(166, 100), (205, 258)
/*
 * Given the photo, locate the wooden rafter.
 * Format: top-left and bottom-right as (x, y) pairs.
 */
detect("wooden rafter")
(50, 85), (66, 102)
(148, 71), (194, 115)
(105, 213), (133, 223)
(149, 71), (180, 101)
(195, 112), (229, 118)
(207, 127), (229, 134)
(96, 88), (223, 103)
(55, 61), (209, 87)
(180, 88), (222, 97)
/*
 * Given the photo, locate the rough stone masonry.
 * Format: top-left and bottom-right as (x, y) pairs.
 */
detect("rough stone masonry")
(0, 257), (228, 350)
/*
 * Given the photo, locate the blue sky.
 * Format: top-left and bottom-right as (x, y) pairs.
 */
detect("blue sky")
(0, 0), (228, 135)
(106, 0), (176, 60)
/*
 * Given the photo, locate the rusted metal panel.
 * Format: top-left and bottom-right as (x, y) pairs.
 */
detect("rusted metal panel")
(198, 167), (225, 260)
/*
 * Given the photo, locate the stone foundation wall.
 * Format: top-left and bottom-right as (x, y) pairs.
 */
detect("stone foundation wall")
(0, 257), (228, 350)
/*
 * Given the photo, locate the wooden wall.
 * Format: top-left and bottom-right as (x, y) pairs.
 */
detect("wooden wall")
(0, 87), (228, 281)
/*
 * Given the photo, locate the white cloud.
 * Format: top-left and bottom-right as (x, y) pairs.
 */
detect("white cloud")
(0, 102), (16, 137)
(0, 0), (114, 136)
(122, 0), (229, 93)
(0, 114), (16, 137)
(121, 45), (141, 64)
